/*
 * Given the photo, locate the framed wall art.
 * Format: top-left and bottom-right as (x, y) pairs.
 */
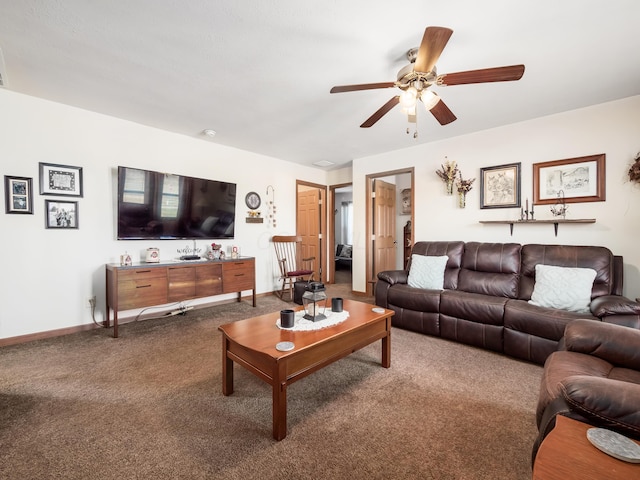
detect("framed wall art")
(39, 162), (83, 197)
(533, 154), (605, 205)
(480, 162), (521, 209)
(45, 200), (79, 229)
(4, 175), (34, 214)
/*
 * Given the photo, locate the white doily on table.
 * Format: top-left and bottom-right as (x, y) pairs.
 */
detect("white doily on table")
(276, 310), (349, 331)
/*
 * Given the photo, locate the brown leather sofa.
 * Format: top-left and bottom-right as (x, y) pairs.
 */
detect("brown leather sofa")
(532, 319), (640, 461)
(375, 241), (640, 365)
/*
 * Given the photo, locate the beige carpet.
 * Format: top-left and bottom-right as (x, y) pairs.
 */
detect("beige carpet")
(0, 290), (541, 479)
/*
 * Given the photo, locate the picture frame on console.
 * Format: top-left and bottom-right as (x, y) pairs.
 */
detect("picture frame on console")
(533, 154), (606, 205)
(39, 162), (83, 197)
(45, 200), (78, 229)
(4, 175), (33, 214)
(479, 162), (521, 209)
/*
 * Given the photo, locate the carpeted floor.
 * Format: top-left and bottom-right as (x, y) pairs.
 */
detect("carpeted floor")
(0, 289), (542, 479)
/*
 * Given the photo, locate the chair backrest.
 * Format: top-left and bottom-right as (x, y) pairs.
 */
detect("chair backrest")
(272, 235), (304, 275)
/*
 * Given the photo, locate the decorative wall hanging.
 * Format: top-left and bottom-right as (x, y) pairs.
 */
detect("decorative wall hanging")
(533, 154), (605, 205)
(401, 188), (411, 214)
(266, 185), (277, 228)
(45, 199), (78, 229)
(39, 163), (83, 197)
(4, 175), (33, 214)
(479, 163), (521, 209)
(436, 157), (459, 195)
(456, 172), (475, 209)
(629, 151), (640, 184)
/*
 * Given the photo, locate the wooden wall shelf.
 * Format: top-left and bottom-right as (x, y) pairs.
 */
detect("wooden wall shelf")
(479, 219), (596, 236)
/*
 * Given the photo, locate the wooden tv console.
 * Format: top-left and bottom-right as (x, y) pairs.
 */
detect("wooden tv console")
(105, 257), (255, 337)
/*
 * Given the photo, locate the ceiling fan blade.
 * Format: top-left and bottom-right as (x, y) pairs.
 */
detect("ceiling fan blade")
(439, 65), (525, 86)
(330, 82), (395, 94)
(414, 26), (453, 74)
(360, 96), (400, 128)
(429, 96), (457, 125)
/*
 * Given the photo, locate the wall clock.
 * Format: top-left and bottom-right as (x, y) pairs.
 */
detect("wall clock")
(245, 191), (261, 210)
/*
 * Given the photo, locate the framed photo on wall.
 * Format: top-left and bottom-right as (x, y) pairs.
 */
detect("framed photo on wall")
(39, 162), (83, 197)
(533, 154), (605, 205)
(4, 175), (34, 214)
(45, 200), (79, 229)
(480, 163), (521, 209)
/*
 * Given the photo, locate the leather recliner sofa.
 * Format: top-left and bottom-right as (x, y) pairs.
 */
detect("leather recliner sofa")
(532, 319), (640, 461)
(375, 241), (640, 365)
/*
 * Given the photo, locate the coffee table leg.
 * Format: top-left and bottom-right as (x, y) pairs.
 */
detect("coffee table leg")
(273, 361), (287, 440)
(381, 317), (391, 368)
(222, 337), (234, 396)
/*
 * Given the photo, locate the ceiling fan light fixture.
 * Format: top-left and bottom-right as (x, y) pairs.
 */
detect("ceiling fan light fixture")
(420, 90), (440, 110)
(399, 86), (418, 110)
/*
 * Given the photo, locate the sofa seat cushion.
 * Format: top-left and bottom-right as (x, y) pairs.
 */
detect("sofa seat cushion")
(504, 299), (597, 341)
(440, 290), (507, 326)
(387, 284), (441, 313)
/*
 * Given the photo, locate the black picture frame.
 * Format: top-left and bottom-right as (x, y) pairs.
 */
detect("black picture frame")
(45, 200), (79, 229)
(480, 163), (521, 209)
(39, 162), (83, 197)
(4, 175), (34, 214)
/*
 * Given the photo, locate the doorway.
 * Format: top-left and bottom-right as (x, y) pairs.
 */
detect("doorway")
(366, 168), (414, 294)
(329, 183), (353, 285)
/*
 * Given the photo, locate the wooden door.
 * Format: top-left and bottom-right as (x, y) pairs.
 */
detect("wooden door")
(373, 179), (396, 278)
(297, 187), (322, 281)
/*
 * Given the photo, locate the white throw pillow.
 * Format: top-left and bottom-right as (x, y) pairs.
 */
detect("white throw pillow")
(529, 264), (597, 313)
(408, 255), (448, 290)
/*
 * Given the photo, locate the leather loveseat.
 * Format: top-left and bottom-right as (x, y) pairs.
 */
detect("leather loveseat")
(533, 319), (640, 461)
(375, 241), (640, 365)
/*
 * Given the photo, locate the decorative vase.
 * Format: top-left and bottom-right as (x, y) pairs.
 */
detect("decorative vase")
(446, 180), (454, 196)
(458, 191), (466, 208)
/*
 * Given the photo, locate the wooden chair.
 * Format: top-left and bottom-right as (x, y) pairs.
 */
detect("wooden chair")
(272, 235), (315, 301)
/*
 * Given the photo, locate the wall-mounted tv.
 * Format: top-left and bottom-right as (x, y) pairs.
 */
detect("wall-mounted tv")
(117, 166), (236, 240)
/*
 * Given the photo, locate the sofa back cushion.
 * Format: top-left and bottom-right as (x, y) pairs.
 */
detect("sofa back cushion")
(458, 242), (521, 298)
(519, 244), (614, 300)
(410, 241), (464, 290)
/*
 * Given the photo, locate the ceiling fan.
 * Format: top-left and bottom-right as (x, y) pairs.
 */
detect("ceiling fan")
(330, 26), (525, 129)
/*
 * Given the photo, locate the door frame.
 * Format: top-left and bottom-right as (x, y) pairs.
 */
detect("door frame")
(296, 180), (328, 282)
(366, 167), (414, 295)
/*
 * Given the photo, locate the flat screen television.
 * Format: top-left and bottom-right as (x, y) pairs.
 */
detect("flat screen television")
(117, 166), (236, 240)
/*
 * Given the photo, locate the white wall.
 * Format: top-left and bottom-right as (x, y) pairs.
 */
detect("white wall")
(0, 89), (326, 340)
(352, 96), (640, 298)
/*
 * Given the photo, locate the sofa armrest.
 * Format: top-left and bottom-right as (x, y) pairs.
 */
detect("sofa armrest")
(377, 270), (408, 286)
(561, 376), (640, 439)
(590, 295), (640, 317)
(564, 319), (640, 370)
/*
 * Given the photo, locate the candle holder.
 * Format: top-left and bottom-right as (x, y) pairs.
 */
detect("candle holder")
(302, 282), (328, 321)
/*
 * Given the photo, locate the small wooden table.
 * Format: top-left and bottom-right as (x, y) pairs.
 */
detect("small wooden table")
(533, 415), (640, 479)
(218, 299), (393, 440)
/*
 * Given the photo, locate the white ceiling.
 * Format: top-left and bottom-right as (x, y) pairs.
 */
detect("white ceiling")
(1, 1), (639, 169)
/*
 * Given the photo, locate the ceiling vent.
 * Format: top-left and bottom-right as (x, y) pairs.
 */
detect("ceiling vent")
(0, 47), (7, 87)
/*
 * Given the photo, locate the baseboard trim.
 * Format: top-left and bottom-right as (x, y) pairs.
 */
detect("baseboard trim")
(0, 291), (274, 347)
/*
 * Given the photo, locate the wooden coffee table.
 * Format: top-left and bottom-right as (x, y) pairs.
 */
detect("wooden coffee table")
(218, 299), (393, 440)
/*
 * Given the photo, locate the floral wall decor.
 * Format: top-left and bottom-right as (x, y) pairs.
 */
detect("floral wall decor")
(629, 151), (640, 184)
(456, 172), (475, 208)
(436, 157), (459, 195)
